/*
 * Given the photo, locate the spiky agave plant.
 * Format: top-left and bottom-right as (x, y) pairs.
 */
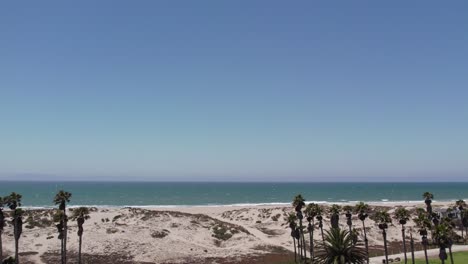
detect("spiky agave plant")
(354, 202), (369, 263)
(314, 228), (366, 264)
(394, 207), (410, 264)
(372, 209), (392, 264)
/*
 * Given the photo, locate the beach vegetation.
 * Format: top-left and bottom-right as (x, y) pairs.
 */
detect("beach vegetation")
(4, 192), (23, 264)
(71, 207), (90, 264)
(53, 190), (72, 264)
(314, 228), (366, 264)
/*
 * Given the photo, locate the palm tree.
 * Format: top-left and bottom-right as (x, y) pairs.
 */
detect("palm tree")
(414, 209), (431, 264)
(455, 200), (467, 240)
(354, 202), (369, 263)
(315, 205), (326, 245)
(305, 203), (320, 260)
(5, 193), (23, 264)
(314, 228), (366, 264)
(0, 196), (5, 262)
(461, 209), (468, 243)
(287, 213), (300, 263)
(343, 205), (353, 234)
(394, 207), (410, 264)
(329, 204), (341, 230)
(423, 192), (434, 216)
(409, 230), (416, 264)
(292, 194), (307, 261)
(372, 210), (391, 264)
(71, 207), (90, 264)
(434, 221), (453, 264)
(54, 190), (72, 264)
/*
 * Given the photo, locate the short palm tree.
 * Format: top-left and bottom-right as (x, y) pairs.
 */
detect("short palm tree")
(292, 194), (307, 261)
(455, 200), (467, 240)
(71, 207), (90, 264)
(423, 192), (434, 216)
(342, 205), (353, 234)
(54, 190), (72, 264)
(314, 228), (366, 264)
(394, 207), (410, 264)
(414, 209), (431, 264)
(5, 193), (23, 264)
(372, 210), (391, 264)
(329, 204), (341, 230)
(287, 213), (299, 263)
(305, 203), (320, 259)
(354, 202), (369, 263)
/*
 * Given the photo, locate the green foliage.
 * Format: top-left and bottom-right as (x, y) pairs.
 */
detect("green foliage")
(354, 202), (369, 214)
(211, 224), (233, 241)
(329, 204), (341, 215)
(372, 210), (391, 224)
(5, 192), (22, 211)
(342, 205), (353, 214)
(292, 194), (306, 208)
(70, 207), (91, 221)
(423, 192), (434, 200)
(305, 203), (321, 218)
(413, 210), (432, 230)
(287, 213), (297, 228)
(394, 207), (410, 222)
(314, 228), (367, 264)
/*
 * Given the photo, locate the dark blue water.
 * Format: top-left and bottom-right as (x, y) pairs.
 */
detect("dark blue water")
(0, 182), (467, 207)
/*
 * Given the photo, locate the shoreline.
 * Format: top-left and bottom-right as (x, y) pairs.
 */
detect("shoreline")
(17, 200), (464, 210)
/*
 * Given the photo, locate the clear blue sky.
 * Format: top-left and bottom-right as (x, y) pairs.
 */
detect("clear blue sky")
(1, 1), (467, 181)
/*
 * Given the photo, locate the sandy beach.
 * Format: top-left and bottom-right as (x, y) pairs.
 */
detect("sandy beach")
(1, 201), (464, 264)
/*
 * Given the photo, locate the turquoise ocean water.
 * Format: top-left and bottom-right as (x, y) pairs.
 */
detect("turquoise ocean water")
(0, 182), (467, 208)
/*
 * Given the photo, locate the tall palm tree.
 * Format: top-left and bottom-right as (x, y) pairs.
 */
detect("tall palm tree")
(0, 196), (5, 262)
(354, 202), (369, 263)
(343, 205), (353, 234)
(394, 207), (410, 264)
(71, 207), (90, 264)
(292, 194), (307, 261)
(414, 209), (431, 264)
(329, 204), (341, 230)
(423, 192), (434, 216)
(461, 209), (468, 243)
(5, 193), (23, 264)
(409, 231), (415, 264)
(372, 210), (391, 264)
(54, 190), (72, 264)
(315, 205), (326, 245)
(305, 203), (320, 260)
(314, 228), (367, 264)
(287, 213), (298, 263)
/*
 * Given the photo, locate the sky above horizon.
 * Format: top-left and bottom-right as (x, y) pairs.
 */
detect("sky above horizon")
(1, 1), (467, 181)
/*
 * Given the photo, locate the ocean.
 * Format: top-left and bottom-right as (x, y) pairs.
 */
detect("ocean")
(0, 181), (467, 208)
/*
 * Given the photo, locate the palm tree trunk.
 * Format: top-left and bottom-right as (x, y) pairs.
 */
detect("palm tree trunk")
(362, 220), (369, 264)
(308, 222), (314, 262)
(0, 232), (3, 262)
(14, 218), (19, 264)
(422, 238), (429, 264)
(383, 229), (389, 264)
(410, 234), (415, 264)
(293, 238), (297, 263)
(78, 235), (82, 264)
(448, 245), (454, 264)
(298, 219), (306, 262)
(401, 225), (407, 264)
(297, 236), (302, 260)
(64, 219), (67, 264)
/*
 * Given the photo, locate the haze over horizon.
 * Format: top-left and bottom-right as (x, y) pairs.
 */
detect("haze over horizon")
(1, 1), (467, 181)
